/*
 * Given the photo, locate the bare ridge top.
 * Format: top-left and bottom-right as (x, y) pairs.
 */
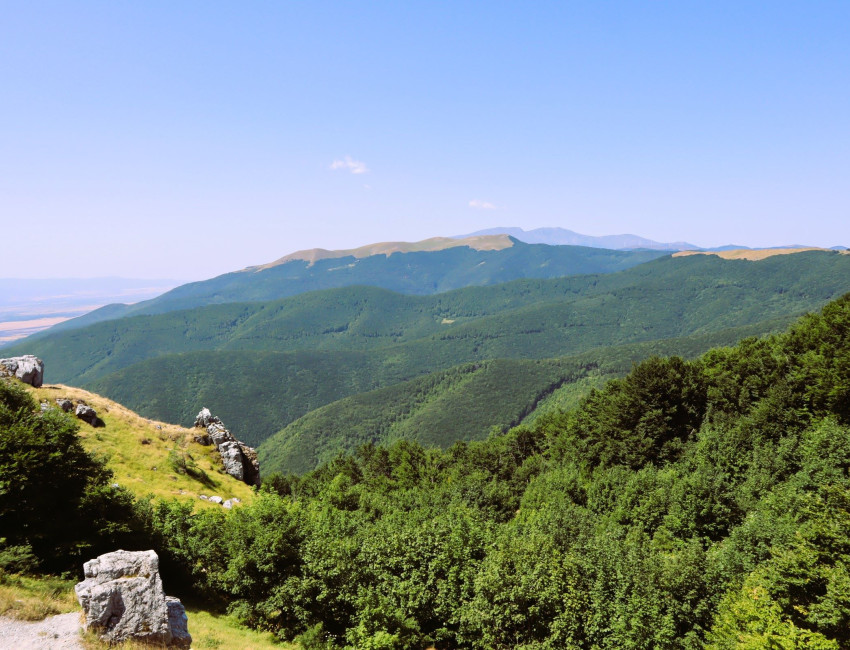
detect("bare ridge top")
(245, 234), (514, 271)
(673, 247), (846, 261)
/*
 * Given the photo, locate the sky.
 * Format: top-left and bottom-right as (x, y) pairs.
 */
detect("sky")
(2, 1), (848, 280)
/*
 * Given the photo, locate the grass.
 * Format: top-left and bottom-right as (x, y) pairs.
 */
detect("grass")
(25, 384), (256, 507)
(0, 572), (78, 621)
(81, 607), (292, 649)
(1, 573), (292, 648)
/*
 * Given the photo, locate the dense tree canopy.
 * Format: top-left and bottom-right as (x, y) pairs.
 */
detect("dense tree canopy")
(132, 292), (850, 648)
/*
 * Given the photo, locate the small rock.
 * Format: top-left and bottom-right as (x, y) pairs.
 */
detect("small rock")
(223, 500), (233, 509)
(155, 425), (162, 430)
(209, 496), (223, 505)
(75, 403), (99, 425)
(207, 422), (232, 448)
(40, 401), (50, 412)
(193, 432), (211, 445)
(55, 398), (74, 412)
(199, 495), (209, 500)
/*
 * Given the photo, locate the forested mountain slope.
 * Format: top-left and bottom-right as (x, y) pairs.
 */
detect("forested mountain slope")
(67, 250), (850, 447)
(140, 292), (850, 648)
(9, 250), (850, 388)
(258, 315), (797, 473)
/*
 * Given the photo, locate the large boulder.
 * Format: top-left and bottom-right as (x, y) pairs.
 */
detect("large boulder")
(0, 355), (44, 387)
(166, 596), (192, 648)
(75, 549), (191, 648)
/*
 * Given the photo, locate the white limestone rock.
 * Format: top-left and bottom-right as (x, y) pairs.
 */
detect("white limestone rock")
(193, 407), (220, 428)
(0, 355), (44, 387)
(75, 550), (191, 647)
(75, 403), (98, 425)
(219, 441), (246, 481)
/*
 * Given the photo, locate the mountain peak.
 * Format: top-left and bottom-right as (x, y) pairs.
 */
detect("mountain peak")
(246, 234), (515, 270)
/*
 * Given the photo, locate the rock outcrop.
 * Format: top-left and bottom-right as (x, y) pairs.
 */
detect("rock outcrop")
(0, 355), (44, 387)
(193, 408), (261, 486)
(193, 407), (220, 428)
(75, 549), (191, 648)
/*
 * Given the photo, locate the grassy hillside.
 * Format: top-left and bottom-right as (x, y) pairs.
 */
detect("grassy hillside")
(0, 573), (288, 649)
(22, 383), (255, 505)
(36, 240), (669, 333)
(259, 314), (797, 474)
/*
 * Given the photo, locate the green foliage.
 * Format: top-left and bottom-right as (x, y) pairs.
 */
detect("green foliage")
(0, 379), (136, 573)
(132, 293), (850, 648)
(260, 358), (583, 474)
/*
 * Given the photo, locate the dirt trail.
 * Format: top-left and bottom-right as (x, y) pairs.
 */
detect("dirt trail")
(0, 612), (84, 649)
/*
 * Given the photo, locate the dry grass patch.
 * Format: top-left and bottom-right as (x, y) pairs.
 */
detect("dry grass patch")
(673, 247), (830, 261)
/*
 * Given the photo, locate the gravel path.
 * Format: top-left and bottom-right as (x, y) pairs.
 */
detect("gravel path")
(0, 612), (84, 649)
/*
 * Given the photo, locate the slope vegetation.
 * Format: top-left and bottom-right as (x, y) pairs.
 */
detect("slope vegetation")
(22, 383), (255, 505)
(66, 250), (850, 447)
(141, 293), (850, 648)
(259, 315), (797, 474)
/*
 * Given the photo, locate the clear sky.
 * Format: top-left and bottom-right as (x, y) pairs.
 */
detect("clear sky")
(2, 1), (848, 280)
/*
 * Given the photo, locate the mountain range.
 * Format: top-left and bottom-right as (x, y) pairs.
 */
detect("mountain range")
(7, 245), (850, 474)
(456, 226), (699, 250)
(29, 236), (669, 335)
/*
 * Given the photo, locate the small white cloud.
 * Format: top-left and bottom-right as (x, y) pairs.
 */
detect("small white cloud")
(469, 199), (498, 210)
(330, 156), (369, 174)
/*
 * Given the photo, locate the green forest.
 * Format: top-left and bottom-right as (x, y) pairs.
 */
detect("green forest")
(8, 251), (850, 463)
(4, 292), (850, 648)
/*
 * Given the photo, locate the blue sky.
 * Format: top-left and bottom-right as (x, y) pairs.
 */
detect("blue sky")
(2, 1), (848, 279)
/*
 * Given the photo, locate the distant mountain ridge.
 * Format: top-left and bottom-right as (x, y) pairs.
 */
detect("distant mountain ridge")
(247, 234), (513, 269)
(455, 226), (699, 250)
(23, 239), (668, 338)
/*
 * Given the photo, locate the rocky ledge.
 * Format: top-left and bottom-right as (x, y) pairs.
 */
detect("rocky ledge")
(194, 407), (261, 486)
